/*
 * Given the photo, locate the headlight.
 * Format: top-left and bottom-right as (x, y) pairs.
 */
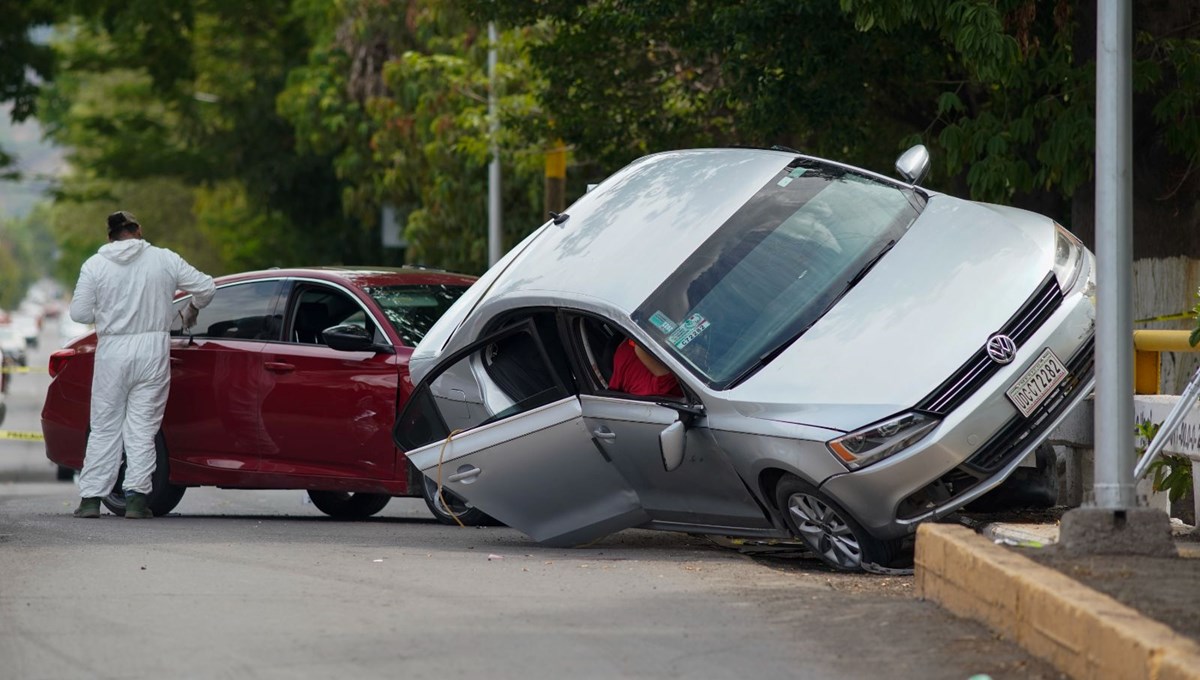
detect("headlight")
(827, 412), (939, 470)
(1052, 221), (1084, 293)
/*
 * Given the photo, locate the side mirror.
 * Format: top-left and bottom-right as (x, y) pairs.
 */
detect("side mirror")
(895, 144), (930, 185)
(322, 324), (377, 352)
(659, 420), (686, 472)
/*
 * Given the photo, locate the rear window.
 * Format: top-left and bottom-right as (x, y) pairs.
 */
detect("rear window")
(633, 160), (922, 389)
(363, 284), (471, 346)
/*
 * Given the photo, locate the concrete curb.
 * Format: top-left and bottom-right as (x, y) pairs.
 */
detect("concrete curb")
(915, 523), (1200, 679)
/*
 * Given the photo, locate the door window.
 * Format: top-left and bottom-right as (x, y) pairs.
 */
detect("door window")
(570, 316), (686, 401)
(394, 319), (573, 451)
(285, 285), (384, 346)
(171, 280), (283, 340)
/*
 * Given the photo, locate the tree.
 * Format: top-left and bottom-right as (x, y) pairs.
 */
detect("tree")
(279, 0), (548, 274)
(37, 1), (352, 277)
(0, 0), (56, 176)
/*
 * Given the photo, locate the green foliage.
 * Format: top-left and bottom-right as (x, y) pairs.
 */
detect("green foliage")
(279, 0), (546, 274)
(477, 0), (949, 181)
(0, 0), (57, 175)
(1136, 420), (1194, 504)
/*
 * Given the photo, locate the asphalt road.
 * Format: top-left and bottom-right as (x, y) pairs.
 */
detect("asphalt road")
(0, 322), (1065, 679)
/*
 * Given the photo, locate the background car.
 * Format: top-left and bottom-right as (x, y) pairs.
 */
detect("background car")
(0, 326), (27, 366)
(10, 313), (40, 349)
(393, 146), (1096, 571)
(43, 266), (494, 523)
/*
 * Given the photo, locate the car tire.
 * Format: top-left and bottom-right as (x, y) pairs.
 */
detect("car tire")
(775, 476), (901, 572)
(421, 475), (501, 526)
(306, 490), (392, 519)
(102, 431), (187, 517)
(56, 465), (74, 482)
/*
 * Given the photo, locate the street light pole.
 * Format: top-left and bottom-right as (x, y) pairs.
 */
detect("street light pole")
(1058, 0), (1174, 557)
(1093, 0), (1137, 510)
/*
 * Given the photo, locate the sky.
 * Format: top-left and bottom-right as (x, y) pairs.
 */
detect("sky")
(0, 103), (66, 220)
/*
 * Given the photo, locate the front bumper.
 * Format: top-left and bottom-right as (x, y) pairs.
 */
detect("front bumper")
(821, 277), (1096, 540)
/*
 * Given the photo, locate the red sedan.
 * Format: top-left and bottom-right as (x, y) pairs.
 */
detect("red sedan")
(42, 266), (491, 523)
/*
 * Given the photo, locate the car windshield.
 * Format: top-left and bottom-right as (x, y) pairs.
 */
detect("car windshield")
(363, 284), (471, 346)
(633, 159), (922, 389)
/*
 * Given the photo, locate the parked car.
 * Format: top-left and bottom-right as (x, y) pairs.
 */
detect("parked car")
(0, 326), (27, 366)
(43, 266), (491, 522)
(10, 313), (40, 349)
(393, 146), (1096, 571)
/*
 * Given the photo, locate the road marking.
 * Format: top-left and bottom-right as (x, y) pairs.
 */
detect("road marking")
(0, 430), (45, 441)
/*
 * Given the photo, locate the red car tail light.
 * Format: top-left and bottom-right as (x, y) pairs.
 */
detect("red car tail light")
(48, 349), (76, 378)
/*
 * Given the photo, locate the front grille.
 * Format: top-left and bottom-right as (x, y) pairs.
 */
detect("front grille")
(897, 333), (1094, 520)
(917, 273), (1063, 416)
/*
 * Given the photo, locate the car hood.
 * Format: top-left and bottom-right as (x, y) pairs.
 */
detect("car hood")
(725, 195), (1059, 432)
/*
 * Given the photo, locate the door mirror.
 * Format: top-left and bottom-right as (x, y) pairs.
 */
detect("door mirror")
(894, 144), (930, 185)
(659, 420), (686, 472)
(322, 324), (375, 352)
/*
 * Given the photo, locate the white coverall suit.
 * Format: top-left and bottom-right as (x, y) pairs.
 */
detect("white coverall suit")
(69, 239), (215, 498)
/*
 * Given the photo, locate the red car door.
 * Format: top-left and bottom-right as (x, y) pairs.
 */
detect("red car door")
(163, 279), (284, 483)
(257, 281), (401, 481)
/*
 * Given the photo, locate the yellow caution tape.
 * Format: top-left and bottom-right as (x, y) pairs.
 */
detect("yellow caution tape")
(0, 365), (46, 373)
(0, 430), (45, 441)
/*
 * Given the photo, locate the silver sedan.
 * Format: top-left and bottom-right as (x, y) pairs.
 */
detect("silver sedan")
(393, 146), (1095, 571)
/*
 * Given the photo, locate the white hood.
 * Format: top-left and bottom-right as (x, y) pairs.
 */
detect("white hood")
(99, 239), (150, 265)
(727, 195), (1059, 431)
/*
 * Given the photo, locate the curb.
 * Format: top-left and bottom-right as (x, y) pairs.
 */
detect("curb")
(915, 523), (1200, 679)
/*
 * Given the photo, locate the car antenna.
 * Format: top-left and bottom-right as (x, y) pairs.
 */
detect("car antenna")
(548, 211), (570, 226)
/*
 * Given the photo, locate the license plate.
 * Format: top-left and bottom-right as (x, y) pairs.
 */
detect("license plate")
(1006, 348), (1069, 418)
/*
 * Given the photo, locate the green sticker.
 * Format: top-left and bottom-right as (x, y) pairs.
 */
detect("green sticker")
(667, 313), (711, 349)
(788, 167), (808, 178)
(777, 177), (793, 188)
(649, 311), (677, 334)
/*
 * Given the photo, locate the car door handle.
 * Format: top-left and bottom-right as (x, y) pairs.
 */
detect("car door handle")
(447, 467), (481, 483)
(169, 357), (182, 366)
(264, 362), (295, 373)
(592, 427), (617, 441)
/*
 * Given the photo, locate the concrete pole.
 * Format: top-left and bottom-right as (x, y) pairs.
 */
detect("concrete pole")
(1093, 0), (1138, 509)
(487, 21), (502, 267)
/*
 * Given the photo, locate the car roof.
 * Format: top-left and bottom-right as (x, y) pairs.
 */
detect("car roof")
(213, 266), (478, 289)
(481, 148), (798, 313)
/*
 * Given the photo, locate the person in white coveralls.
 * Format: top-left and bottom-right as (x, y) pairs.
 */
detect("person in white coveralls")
(69, 210), (215, 519)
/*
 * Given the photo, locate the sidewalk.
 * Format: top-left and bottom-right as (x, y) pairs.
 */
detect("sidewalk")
(918, 517), (1200, 679)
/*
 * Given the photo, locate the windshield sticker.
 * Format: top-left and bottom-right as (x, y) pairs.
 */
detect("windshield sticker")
(667, 313), (711, 350)
(778, 166), (808, 187)
(649, 311), (677, 334)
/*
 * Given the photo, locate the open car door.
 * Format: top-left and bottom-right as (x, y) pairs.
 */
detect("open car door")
(394, 320), (650, 547)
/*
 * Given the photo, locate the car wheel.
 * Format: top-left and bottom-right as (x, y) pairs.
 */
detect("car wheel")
(775, 476), (901, 572)
(306, 490), (391, 519)
(102, 431), (187, 517)
(56, 465), (74, 482)
(421, 475), (500, 526)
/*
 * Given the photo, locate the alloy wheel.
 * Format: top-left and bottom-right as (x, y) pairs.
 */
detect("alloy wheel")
(786, 492), (863, 570)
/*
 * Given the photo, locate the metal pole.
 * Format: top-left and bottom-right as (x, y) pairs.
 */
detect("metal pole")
(487, 21), (502, 267)
(1093, 0), (1137, 508)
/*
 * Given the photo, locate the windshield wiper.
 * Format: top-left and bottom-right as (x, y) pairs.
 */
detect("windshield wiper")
(724, 239), (897, 390)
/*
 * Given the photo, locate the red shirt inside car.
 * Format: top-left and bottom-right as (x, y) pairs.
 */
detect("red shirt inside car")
(608, 340), (683, 398)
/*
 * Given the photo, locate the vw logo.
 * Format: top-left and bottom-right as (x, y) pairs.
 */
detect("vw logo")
(985, 334), (1017, 365)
